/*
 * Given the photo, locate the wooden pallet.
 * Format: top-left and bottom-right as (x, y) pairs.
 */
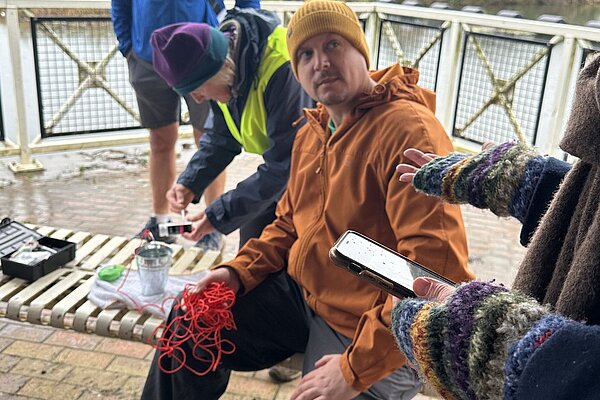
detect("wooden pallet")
(0, 225), (222, 343)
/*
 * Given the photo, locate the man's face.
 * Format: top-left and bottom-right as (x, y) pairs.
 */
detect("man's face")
(295, 33), (369, 108)
(190, 77), (232, 103)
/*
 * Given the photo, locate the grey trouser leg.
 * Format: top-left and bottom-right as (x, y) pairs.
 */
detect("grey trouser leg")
(302, 310), (422, 400)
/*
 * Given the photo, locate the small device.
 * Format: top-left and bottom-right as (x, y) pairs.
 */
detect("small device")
(329, 230), (456, 297)
(158, 222), (193, 237)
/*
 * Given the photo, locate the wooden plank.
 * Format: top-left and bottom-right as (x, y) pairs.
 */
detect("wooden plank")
(27, 270), (89, 324)
(95, 308), (125, 337)
(66, 231), (92, 246)
(169, 244), (184, 259)
(50, 229), (73, 240)
(170, 248), (202, 274)
(35, 226), (56, 236)
(192, 250), (221, 273)
(73, 300), (100, 333)
(0, 277), (28, 301)
(6, 268), (70, 320)
(71, 234), (110, 266)
(80, 236), (127, 271)
(107, 238), (142, 266)
(142, 316), (165, 343)
(118, 310), (146, 340)
(51, 275), (95, 329)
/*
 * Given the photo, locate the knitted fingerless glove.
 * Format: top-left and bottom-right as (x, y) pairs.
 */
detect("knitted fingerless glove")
(391, 281), (574, 400)
(412, 142), (546, 223)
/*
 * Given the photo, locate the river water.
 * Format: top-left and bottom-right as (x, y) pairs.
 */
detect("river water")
(441, 1), (600, 25)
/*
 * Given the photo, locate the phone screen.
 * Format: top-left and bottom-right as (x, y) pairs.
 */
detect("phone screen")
(335, 231), (453, 290)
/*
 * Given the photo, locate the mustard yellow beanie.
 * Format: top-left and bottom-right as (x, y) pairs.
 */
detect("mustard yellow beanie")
(286, 0), (370, 77)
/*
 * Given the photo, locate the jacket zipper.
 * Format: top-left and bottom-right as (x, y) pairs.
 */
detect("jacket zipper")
(293, 128), (330, 282)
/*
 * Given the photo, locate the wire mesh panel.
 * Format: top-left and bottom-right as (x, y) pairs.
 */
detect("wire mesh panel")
(31, 17), (140, 138)
(454, 32), (552, 146)
(376, 16), (444, 91)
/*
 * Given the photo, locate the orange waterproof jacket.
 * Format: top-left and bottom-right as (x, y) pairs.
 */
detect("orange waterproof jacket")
(220, 64), (475, 391)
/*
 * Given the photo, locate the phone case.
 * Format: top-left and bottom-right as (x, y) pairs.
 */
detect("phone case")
(329, 230), (456, 298)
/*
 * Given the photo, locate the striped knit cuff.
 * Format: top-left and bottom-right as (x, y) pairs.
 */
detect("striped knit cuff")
(504, 314), (572, 400)
(390, 281), (560, 400)
(445, 282), (508, 399)
(412, 142), (542, 222)
(392, 299), (428, 368)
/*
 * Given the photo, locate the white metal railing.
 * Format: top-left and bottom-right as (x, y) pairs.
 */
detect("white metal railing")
(0, 0), (599, 172)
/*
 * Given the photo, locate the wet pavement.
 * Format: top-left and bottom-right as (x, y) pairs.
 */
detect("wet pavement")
(0, 139), (527, 399)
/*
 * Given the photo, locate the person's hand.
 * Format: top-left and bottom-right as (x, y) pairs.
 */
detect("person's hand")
(181, 211), (215, 242)
(290, 354), (359, 400)
(396, 149), (439, 183)
(191, 267), (241, 295)
(392, 277), (456, 307)
(166, 184), (195, 213)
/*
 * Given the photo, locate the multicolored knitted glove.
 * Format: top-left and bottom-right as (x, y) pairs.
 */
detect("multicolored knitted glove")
(412, 142), (546, 223)
(391, 281), (574, 400)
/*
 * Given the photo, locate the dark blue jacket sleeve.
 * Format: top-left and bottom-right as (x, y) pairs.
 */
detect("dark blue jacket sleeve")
(515, 323), (600, 400)
(520, 157), (571, 246)
(233, 0), (260, 8)
(204, 63), (313, 234)
(110, 0), (132, 57)
(177, 102), (242, 205)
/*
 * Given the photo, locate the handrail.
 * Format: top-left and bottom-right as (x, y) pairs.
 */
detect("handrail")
(0, 0), (598, 171)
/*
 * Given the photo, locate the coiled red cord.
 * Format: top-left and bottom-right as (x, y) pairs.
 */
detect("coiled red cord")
(115, 230), (237, 375)
(150, 282), (237, 375)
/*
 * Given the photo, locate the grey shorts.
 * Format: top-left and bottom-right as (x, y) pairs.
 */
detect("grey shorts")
(127, 51), (211, 130)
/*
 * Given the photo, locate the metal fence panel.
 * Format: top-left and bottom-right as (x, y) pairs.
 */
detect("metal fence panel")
(453, 32), (552, 146)
(31, 17), (140, 138)
(376, 16), (444, 91)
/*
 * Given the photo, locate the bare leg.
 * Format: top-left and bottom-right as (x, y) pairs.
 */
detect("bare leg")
(193, 127), (226, 207)
(149, 123), (179, 214)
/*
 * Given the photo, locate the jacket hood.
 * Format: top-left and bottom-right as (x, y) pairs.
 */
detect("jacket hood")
(303, 64), (437, 126)
(220, 8), (280, 101)
(559, 53), (600, 164)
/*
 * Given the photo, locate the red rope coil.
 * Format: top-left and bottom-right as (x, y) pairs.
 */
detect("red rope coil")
(150, 282), (237, 376)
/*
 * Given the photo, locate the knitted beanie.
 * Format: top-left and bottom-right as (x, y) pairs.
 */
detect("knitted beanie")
(151, 23), (229, 96)
(286, 0), (370, 77)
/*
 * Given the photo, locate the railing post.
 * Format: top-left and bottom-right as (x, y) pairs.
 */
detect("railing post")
(363, 10), (380, 67)
(6, 5), (43, 172)
(535, 36), (577, 157)
(435, 20), (463, 138)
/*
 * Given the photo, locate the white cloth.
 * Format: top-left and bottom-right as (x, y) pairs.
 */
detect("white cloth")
(88, 268), (208, 319)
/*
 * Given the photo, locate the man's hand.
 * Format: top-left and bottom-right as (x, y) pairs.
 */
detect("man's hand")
(192, 267), (241, 295)
(392, 277), (455, 307)
(166, 184), (195, 213)
(290, 354), (359, 400)
(182, 211), (215, 241)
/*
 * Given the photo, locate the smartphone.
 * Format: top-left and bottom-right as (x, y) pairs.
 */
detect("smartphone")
(329, 230), (457, 297)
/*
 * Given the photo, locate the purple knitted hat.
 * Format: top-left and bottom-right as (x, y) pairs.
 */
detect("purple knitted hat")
(151, 23), (229, 96)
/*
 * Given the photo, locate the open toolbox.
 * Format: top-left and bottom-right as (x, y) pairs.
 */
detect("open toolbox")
(0, 217), (76, 281)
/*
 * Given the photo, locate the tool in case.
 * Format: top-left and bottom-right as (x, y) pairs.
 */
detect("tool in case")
(0, 218), (76, 280)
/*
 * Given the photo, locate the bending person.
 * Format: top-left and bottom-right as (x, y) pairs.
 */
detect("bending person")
(151, 8), (313, 251)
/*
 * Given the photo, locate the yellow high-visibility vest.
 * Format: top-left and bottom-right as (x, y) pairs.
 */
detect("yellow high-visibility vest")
(217, 26), (290, 155)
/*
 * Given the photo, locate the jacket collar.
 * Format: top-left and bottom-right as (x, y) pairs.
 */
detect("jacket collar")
(302, 64), (436, 131)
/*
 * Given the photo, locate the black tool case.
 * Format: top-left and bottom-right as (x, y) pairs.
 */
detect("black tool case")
(0, 218), (76, 281)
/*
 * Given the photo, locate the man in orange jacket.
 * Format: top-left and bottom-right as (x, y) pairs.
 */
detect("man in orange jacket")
(142, 1), (474, 399)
